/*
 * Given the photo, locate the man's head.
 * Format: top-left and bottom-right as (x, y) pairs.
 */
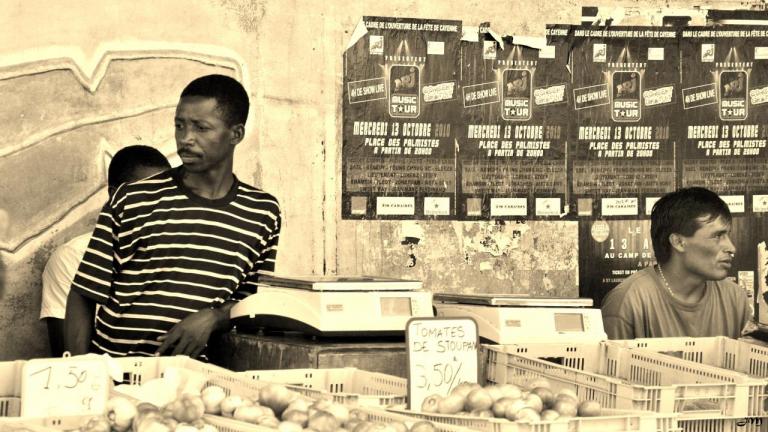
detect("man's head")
(651, 187), (735, 279)
(175, 74), (249, 173)
(108, 145), (170, 195)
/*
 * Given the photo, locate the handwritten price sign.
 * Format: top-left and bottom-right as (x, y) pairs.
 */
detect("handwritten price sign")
(406, 317), (479, 410)
(21, 356), (110, 418)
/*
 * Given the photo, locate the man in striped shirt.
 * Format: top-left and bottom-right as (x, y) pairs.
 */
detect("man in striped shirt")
(42, 145), (170, 357)
(64, 75), (281, 357)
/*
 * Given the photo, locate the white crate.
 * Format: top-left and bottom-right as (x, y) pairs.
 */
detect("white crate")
(612, 337), (768, 379)
(240, 367), (407, 406)
(206, 405), (480, 432)
(485, 342), (767, 421)
(388, 407), (680, 432)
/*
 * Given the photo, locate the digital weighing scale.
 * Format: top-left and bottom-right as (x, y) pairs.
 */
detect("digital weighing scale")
(230, 275), (434, 337)
(433, 293), (607, 343)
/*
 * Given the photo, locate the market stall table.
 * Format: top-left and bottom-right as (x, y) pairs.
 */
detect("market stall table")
(208, 330), (409, 377)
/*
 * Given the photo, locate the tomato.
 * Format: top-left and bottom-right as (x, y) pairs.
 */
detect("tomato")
(167, 394), (205, 423)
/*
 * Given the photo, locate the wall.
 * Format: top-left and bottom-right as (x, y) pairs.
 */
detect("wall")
(0, 0), (760, 360)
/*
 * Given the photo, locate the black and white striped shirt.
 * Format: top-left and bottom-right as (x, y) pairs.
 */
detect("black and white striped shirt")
(71, 167), (280, 356)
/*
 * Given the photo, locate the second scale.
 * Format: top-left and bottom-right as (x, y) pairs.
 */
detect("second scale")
(433, 293), (607, 343)
(230, 275), (434, 337)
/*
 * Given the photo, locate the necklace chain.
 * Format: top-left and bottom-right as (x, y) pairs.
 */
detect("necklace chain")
(657, 264), (676, 298)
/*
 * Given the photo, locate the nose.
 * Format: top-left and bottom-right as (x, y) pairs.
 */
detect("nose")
(724, 234), (736, 256)
(176, 125), (194, 144)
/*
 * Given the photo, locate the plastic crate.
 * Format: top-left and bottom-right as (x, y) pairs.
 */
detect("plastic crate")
(240, 367), (407, 407)
(202, 414), (276, 432)
(355, 406), (469, 432)
(205, 405), (469, 432)
(387, 407), (680, 432)
(611, 337), (768, 379)
(114, 355), (263, 400)
(485, 342), (768, 421)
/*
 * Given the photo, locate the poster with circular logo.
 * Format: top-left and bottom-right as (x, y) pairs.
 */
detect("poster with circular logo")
(579, 219), (654, 306)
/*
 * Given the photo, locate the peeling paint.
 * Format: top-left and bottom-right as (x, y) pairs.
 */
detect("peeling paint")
(348, 221), (578, 295)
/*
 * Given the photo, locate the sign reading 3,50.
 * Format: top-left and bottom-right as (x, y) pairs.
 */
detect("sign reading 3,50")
(406, 317), (479, 410)
(414, 361), (464, 391)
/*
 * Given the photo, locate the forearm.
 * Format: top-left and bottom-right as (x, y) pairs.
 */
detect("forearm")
(63, 290), (96, 355)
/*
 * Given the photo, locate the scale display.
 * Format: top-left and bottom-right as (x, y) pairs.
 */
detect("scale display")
(554, 313), (585, 332)
(381, 297), (412, 316)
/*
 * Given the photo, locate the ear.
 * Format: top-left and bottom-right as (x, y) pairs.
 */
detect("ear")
(229, 123), (245, 146)
(669, 233), (686, 253)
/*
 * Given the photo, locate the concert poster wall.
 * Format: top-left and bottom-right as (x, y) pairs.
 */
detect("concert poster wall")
(456, 26), (570, 220)
(342, 17), (462, 219)
(680, 26), (768, 215)
(568, 26), (679, 219)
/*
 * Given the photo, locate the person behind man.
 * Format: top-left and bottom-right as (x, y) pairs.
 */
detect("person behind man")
(41, 145), (170, 357)
(64, 74), (281, 357)
(601, 187), (751, 339)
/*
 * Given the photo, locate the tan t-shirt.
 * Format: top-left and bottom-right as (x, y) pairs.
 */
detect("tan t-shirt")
(601, 266), (751, 339)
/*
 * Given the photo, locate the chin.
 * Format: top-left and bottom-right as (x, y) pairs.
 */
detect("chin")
(182, 163), (206, 173)
(708, 271), (730, 281)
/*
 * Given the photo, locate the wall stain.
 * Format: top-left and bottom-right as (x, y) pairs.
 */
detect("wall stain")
(215, 0), (266, 34)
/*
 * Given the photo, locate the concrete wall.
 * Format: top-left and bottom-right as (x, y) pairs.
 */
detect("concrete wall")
(0, 0), (760, 360)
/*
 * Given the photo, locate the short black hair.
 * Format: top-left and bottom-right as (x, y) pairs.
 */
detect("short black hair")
(651, 187), (732, 264)
(108, 145), (170, 189)
(180, 74), (249, 126)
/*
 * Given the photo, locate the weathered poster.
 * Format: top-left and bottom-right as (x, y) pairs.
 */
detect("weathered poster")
(680, 27), (768, 215)
(569, 26), (678, 218)
(342, 17), (461, 219)
(456, 26), (569, 219)
(578, 219), (654, 306)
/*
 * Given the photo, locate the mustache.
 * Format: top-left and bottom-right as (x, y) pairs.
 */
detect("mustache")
(178, 148), (200, 157)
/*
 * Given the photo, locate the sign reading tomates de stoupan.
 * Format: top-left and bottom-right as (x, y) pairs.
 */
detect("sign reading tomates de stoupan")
(342, 17), (462, 219)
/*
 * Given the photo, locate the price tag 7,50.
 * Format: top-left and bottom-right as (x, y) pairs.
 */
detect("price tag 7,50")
(21, 355), (110, 418)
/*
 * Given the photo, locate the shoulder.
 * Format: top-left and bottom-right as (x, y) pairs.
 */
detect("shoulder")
(52, 233), (90, 259)
(236, 182), (281, 213)
(124, 169), (176, 193)
(111, 169), (176, 206)
(713, 277), (748, 302)
(44, 233), (90, 273)
(602, 267), (657, 312)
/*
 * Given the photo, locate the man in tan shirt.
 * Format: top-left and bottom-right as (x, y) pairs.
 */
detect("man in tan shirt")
(601, 187), (751, 339)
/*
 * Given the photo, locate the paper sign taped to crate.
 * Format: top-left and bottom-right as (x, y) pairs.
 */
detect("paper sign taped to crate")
(405, 317), (479, 410)
(21, 355), (110, 417)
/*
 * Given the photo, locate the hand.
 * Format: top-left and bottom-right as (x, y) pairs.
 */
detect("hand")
(156, 308), (223, 357)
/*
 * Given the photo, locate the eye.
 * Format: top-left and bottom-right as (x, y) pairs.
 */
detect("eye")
(195, 124), (210, 132)
(174, 122), (183, 130)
